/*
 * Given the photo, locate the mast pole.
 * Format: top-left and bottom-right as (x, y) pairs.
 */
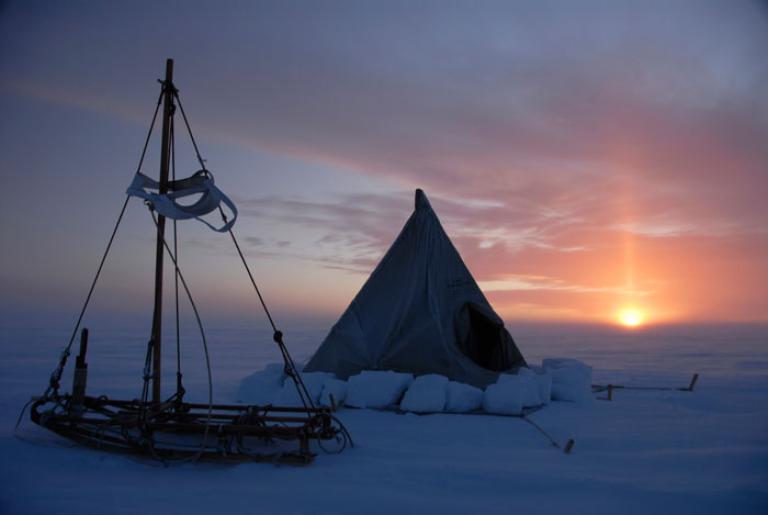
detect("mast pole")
(150, 58), (175, 404)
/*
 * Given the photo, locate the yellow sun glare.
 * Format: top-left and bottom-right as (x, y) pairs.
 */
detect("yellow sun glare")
(618, 308), (644, 328)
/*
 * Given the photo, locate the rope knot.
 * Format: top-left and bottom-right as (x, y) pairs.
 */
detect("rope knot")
(157, 79), (178, 95)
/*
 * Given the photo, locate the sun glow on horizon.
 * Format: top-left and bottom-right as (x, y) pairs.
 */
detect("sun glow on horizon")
(618, 308), (645, 328)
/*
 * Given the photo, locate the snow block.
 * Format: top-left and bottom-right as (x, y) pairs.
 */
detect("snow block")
(271, 371), (333, 407)
(497, 372), (541, 407)
(400, 374), (449, 413)
(483, 381), (523, 415)
(544, 358), (593, 404)
(236, 363), (286, 404)
(345, 371), (414, 409)
(534, 369), (553, 405)
(542, 358), (593, 383)
(319, 378), (349, 409)
(445, 381), (484, 413)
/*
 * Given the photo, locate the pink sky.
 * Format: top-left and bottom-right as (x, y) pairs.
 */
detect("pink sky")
(1, 1), (766, 327)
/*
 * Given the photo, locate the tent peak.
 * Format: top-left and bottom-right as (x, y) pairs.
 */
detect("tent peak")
(415, 189), (432, 211)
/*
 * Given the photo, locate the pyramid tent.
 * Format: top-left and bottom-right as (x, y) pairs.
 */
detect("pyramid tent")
(304, 189), (526, 387)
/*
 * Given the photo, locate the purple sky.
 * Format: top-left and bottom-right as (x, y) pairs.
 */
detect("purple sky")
(1, 1), (767, 327)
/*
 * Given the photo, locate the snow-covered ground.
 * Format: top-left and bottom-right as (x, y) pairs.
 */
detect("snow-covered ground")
(1, 321), (766, 514)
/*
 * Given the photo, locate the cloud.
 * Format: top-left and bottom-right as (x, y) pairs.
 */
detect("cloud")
(2, 0), (767, 322)
(232, 184), (768, 322)
(478, 275), (653, 296)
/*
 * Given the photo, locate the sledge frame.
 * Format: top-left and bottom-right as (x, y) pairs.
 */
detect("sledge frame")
(31, 395), (344, 464)
(27, 60), (353, 465)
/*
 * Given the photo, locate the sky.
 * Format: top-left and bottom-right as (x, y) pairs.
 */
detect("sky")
(0, 0), (767, 330)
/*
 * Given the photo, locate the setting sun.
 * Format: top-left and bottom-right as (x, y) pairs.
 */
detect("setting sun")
(618, 308), (645, 328)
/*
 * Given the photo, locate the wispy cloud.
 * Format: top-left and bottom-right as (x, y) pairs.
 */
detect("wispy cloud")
(2, 0), (766, 322)
(478, 275), (653, 296)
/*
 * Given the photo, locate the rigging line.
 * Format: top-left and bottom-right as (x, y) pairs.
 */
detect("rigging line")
(227, 228), (278, 332)
(148, 208), (213, 463)
(45, 87), (164, 398)
(522, 413), (573, 453)
(14, 398), (35, 433)
(521, 415), (559, 448)
(171, 112), (183, 399)
(174, 86), (315, 411)
(276, 334), (316, 410)
(139, 339), (154, 418)
(45, 196), (130, 398)
(136, 88), (165, 175)
(173, 91), (206, 170)
(225, 222), (316, 411)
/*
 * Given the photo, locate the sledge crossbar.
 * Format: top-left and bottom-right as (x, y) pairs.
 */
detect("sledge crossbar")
(30, 394), (347, 464)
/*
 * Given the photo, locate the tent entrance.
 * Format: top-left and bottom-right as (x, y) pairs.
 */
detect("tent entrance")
(461, 303), (509, 372)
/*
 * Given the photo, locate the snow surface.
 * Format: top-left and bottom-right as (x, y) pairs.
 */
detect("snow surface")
(1, 322), (767, 514)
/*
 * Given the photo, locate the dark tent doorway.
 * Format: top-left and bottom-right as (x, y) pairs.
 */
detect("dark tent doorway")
(457, 303), (526, 372)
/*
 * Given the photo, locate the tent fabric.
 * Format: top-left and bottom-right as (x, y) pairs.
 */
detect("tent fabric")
(304, 189), (526, 388)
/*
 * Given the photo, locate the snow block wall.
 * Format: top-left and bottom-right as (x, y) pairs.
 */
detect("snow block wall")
(319, 378), (349, 408)
(532, 368), (552, 405)
(543, 358), (593, 404)
(483, 381), (524, 415)
(237, 358), (594, 413)
(236, 363), (286, 405)
(271, 371), (333, 407)
(497, 371), (542, 407)
(346, 371), (414, 408)
(400, 374), (449, 413)
(445, 381), (484, 413)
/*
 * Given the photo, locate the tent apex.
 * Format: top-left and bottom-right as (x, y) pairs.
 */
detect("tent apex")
(415, 188), (432, 211)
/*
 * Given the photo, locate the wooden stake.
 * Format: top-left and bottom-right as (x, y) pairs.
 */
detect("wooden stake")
(686, 373), (699, 391)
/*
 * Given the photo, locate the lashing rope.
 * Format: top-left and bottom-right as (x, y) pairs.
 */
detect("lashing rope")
(147, 208), (213, 463)
(174, 88), (317, 413)
(170, 107), (185, 402)
(42, 88), (164, 400)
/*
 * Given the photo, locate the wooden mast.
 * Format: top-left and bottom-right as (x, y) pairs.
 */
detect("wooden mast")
(150, 58), (175, 404)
